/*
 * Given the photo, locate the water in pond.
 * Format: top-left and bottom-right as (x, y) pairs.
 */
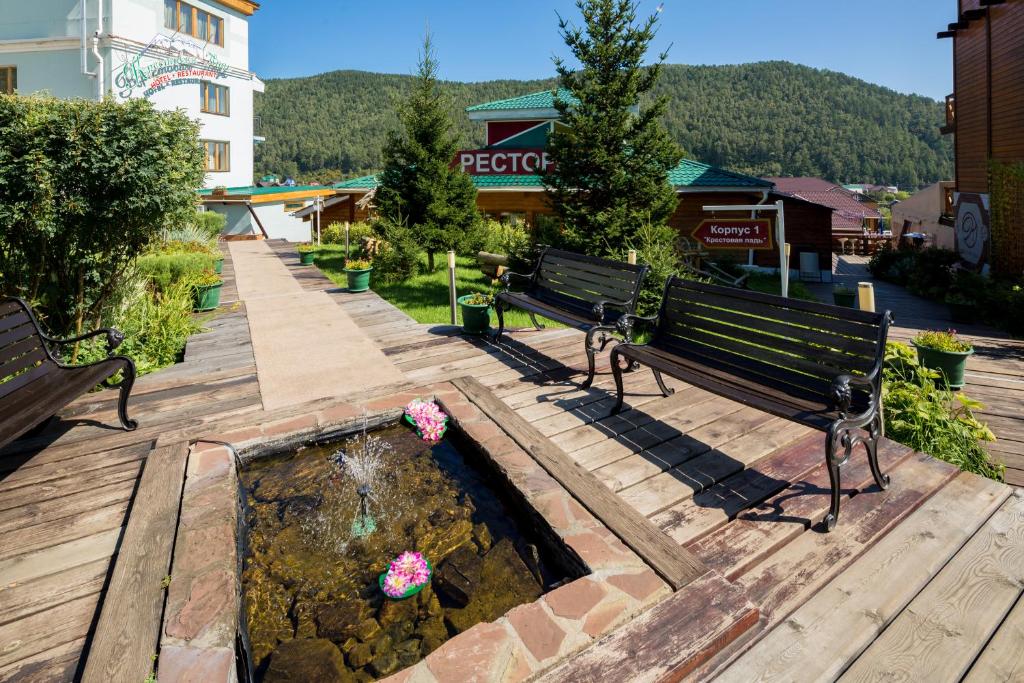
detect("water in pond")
(240, 424), (573, 681)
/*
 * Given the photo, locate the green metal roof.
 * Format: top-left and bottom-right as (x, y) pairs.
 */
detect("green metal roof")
(667, 159), (773, 188)
(197, 184), (330, 196)
(466, 89), (578, 113)
(332, 175), (380, 189)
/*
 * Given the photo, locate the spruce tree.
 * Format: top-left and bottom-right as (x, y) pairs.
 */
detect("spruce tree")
(375, 34), (480, 271)
(543, 0), (682, 255)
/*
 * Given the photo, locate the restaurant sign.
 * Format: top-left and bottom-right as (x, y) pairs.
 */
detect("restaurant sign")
(453, 149), (553, 175)
(115, 35), (230, 98)
(692, 219), (774, 250)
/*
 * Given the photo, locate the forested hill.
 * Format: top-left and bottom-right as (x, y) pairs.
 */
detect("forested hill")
(254, 61), (953, 189)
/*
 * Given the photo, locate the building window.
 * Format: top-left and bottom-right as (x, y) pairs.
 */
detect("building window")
(165, 1), (224, 46)
(0, 66), (16, 95)
(203, 140), (230, 172)
(201, 81), (229, 115)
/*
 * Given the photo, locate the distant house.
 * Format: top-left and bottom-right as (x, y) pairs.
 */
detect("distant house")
(843, 183), (898, 195)
(764, 177), (883, 246)
(890, 182), (957, 250)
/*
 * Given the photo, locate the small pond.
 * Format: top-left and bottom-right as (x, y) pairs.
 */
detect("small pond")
(239, 423), (576, 681)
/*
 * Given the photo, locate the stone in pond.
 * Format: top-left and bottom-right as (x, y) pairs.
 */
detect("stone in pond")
(443, 538), (543, 634)
(416, 518), (473, 564)
(316, 599), (364, 640)
(347, 641), (373, 669)
(377, 595), (417, 626)
(415, 618), (448, 655)
(264, 638), (352, 683)
(369, 650), (399, 677)
(434, 545), (483, 607)
(472, 523), (493, 552)
(242, 566), (294, 666)
(254, 456), (325, 502)
(354, 617), (380, 642)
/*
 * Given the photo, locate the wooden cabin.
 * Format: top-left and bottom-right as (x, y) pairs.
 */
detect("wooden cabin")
(938, 0), (1024, 275)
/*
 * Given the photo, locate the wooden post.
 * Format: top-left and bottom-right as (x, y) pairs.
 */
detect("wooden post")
(627, 249), (637, 265)
(448, 251), (458, 326)
(858, 281), (876, 312)
(776, 200), (788, 298)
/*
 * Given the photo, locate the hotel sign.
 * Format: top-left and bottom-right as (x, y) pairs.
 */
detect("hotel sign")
(453, 149), (553, 175)
(114, 35), (230, 98)
(692, 219), (773, 250)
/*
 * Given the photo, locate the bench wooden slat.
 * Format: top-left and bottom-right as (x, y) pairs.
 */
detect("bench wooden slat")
(538, 271), (636, 304)
(539, 261), (640, 295)
(663, 298), (879, 359)
(673, 277), (884, 326)
(0, 309), (31, 335)
(0, 347), (47, 383)
(665, 284), (881, 342)
(0, 301), (22, 319)
(1, 334), (44, 366)
(0, 321), (38, 352)
(544, 248), (647, 274)
(0, 362), (51, 402)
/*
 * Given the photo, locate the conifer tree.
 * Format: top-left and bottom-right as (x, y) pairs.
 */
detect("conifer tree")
(543, 0), (682, 255)
(375, 34), (480, 271)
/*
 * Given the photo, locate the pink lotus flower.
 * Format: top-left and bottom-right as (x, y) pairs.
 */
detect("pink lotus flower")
(405, 399), (448, 442)
(382, 550), (431, 597)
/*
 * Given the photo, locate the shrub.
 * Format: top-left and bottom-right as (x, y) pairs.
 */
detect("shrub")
(345, 258), (372, 270)
(193, 210), (225, 239)
(77, 277), (200, 376)
(625, 222), (680, 316)
(296, 243), (317, 253)
(481, 220), (533, 271)
(137, 252), (216, 292)
(882, 342), (1002, 481)
(370, 218), (421, 284)
(0, 94), (205, 337)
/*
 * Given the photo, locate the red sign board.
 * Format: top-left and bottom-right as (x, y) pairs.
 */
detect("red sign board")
(452, 148), (552, 175)
(692, 218), (774, 250)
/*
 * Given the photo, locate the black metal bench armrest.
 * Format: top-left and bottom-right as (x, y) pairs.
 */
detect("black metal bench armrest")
(830, 372), (879, 418)
(498, 269), (535, 293)
(614, 313), (659, 340)
(42, 327), (126, 355)
(591, 298), (633, 323)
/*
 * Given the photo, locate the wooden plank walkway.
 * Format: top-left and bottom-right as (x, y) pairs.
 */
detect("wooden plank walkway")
(1, 243), (1022, 681)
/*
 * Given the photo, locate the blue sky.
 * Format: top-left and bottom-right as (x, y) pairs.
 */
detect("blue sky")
(250, 0), (953, 101)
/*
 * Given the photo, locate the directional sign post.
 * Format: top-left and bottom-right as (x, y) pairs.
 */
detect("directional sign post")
(702, 200), (789, 298)
(691, 218), (774, 250)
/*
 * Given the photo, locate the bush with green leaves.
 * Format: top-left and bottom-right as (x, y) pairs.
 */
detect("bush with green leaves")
(370, 218), (421, 284)
(913, 329), (973, 353)
(77, 276), (201, 376)
(0, 94), (205, 337)
(625, 223), (678, 316)
(193, 210), (225, 239)
(482, 220), (533, 270)
(137, 252), (216, 293)
(882, 342), (1002, 481)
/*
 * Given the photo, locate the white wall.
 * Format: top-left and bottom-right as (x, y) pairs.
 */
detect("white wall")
(891, 183), (955, 250)
(204, 201), (312, 242)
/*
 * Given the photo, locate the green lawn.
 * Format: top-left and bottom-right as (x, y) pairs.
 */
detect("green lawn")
(314, 245), (555, 328)
(745, 274), (820, 302)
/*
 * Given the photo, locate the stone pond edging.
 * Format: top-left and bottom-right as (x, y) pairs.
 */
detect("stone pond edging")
(157, 381), (672, 682)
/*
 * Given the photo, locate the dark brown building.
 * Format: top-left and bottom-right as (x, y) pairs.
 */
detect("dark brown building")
(939, 0), (1024, 274)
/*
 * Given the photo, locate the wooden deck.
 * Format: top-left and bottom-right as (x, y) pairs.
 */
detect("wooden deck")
(1, 243), (1022, 681)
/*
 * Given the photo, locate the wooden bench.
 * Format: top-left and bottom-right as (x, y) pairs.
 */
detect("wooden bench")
(496, 248), (649, 388)
(608, 277), (893, 531)
(0, 296), (137, 451)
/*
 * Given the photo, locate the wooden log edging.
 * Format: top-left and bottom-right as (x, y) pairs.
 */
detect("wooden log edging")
(450, 375), (709, 592)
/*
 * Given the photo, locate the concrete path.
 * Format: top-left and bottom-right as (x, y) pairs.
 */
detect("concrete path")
(228, 240), (405, 411)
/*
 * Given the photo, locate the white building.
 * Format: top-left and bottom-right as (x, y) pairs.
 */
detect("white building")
(0, 0), (263, 189)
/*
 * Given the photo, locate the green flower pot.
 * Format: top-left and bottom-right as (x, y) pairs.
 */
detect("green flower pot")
(194, 282), (223, 312)
(458, 295), (492, 335)
(913, 343), (973, 390)
(212, 257), (224, 274)
(345, 267), (373, 292)
(832, 291), (857, 308)
(299, 251), (316, 266)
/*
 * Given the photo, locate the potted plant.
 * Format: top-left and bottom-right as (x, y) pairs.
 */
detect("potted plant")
(344, 258), (373, 292)
(912, 329), (974, 390)
(212, 253), (224, 274)
(832, 284), (857, 308)
(458, 292), (493, 335)
(192, 270), (224, 312)
(296, 243), (317, 265)
(945, 292), (978, 325)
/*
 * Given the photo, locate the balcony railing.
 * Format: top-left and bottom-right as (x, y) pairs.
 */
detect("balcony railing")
(941, 94), (956, 134)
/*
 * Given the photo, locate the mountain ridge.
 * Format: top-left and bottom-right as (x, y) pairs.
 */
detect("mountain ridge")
(254, 61), (953, 189)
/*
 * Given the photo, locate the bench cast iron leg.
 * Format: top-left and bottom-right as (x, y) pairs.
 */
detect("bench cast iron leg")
(117, 359), (138, 431)
(528, 312), (545, 331)
(494, 302), (506, 341)
(610, 348), (626, 415)
(866, 413), (890, 490)
(823, 427), (842, 532)
(652, 369), (674, 397)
